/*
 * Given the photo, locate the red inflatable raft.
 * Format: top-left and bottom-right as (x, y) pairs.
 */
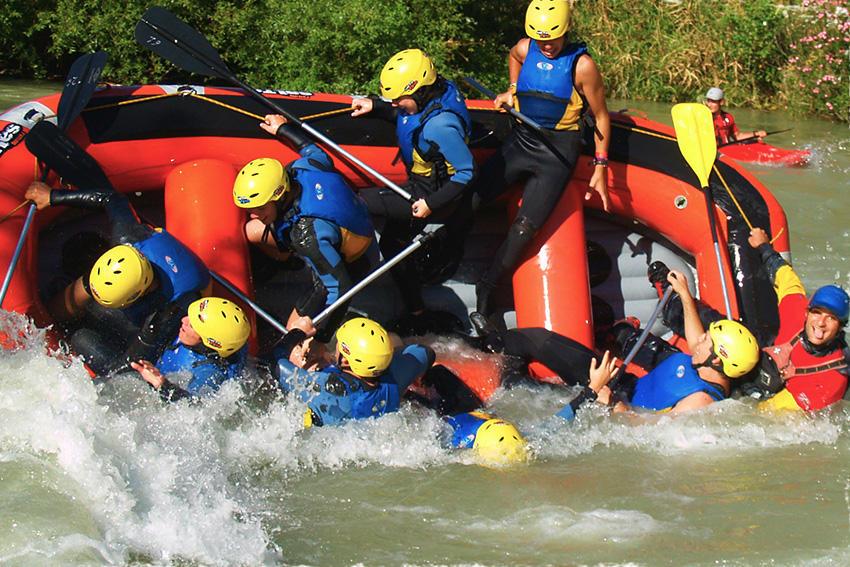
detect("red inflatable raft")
(0, 85), (791, 397)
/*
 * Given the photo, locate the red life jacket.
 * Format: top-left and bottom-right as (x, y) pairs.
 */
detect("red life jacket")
(765, 331), (849, 411)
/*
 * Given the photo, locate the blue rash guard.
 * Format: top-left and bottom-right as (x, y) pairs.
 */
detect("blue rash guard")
(156, 339), (247, 396)
(630, 352), (727, 411)
(277, 344), (433, 426)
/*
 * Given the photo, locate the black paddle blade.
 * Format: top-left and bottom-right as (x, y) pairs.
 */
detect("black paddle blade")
(56, 51), (109, 132)
(135, 6), (231, 80)
(24, 121), (114, 191)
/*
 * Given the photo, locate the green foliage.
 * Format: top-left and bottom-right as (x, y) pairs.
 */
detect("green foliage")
(0, 0), (845, 121)
(572, 0), (788, 108)
(0, 0), (56, 77)
(719, 0), (789, 104)
(782, 0), (850, 121)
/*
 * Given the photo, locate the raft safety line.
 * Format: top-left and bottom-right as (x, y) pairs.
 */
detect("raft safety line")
(712, 164), (753, 230)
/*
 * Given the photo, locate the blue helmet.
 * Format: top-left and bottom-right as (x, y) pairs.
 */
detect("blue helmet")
(809, 285), (850, 322)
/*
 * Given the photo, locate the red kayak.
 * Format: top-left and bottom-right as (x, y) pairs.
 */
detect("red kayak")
(719, 139), (810, 166)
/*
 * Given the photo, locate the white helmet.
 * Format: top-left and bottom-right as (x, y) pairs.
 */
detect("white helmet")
(705, 87), (724, 101)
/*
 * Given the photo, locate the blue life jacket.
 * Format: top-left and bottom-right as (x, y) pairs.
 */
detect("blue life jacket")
(277, 344), (431, 426)
(396, 80), (471, 178)
(273, 145), (375, 262)
(516, 41), (587, 130)
(157, 339), (247, 395)
(133, 228), (210, 302)
(630, 352), (726, 411)
(443, 411), (492, 448)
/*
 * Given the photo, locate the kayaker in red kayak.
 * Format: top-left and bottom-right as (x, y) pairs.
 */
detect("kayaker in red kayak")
(705, 87), (767, 146)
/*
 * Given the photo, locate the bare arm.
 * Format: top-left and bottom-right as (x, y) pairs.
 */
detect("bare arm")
(575, 54), (610, 212)
(493, 39), (529, 110)
(669, 391), (716, 413)
(668, 269), (704, 353)
(48, 277), (91, 322)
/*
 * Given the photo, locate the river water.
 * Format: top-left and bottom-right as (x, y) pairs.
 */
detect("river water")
(1, 83), (850, 567)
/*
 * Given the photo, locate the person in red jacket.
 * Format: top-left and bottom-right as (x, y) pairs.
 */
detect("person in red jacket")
(749, 228), (850, 411)
(705, 87), (767, 146)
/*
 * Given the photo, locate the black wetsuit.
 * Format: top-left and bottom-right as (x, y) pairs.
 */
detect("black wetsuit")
(457, 42), (590, 318)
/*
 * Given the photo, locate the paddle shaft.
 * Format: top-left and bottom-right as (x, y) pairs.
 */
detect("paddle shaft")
(703, 183), (734, 317)
(464, 76), (549, 135)
(464, 76), (584, 171)
(608, 287), (674, 390)
(718, 128), (792, 148)
(138, 10), (413, 203)
(313, 231), (434, 326)
(209, 270), (288, 335)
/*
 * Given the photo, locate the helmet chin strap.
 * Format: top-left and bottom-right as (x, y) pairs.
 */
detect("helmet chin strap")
(692, 355), (725, 378)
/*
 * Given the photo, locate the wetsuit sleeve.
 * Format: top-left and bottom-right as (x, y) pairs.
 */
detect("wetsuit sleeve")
(555, 386), (599, 421)
(49, 189), (152, 244)
(419, 112), (476, 211)
(118, 299), (189, 373)
(369, 98), (398, 122)
(271, 328), (308, 362)
(157, 379), (194, 403)
(275, 122), (315, 153)
(387, 345), (436, 392)
(756, 242), (806, 302)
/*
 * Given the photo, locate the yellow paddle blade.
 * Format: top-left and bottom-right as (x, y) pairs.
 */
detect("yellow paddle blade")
(671, 103), (717, 188)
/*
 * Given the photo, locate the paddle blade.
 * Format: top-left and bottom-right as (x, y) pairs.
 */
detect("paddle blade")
(671, 103), (717, 188)
(24, 121), (114, 191)
(135, 6), (231, 80)
(56, 51), (109, 131)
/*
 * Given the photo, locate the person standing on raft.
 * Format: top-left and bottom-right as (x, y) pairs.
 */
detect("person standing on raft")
(233, 114), (380, 341)
(454, 0), (611, 333)
(350, 49), (476, 333)
(25, 182), (211, 376)
(132, 296), (251, 402)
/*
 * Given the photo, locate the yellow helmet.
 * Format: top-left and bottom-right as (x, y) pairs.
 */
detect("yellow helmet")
(187, 297), (251, 356)
(708, 319), (760, 378)
(233, 158), (290, 209)
(89, 245), (154, 308)
(473, 418), (528, 465)
(525, 0), (572, 40)
(336, 317), (394, 378)
(379, 49), (437, 100)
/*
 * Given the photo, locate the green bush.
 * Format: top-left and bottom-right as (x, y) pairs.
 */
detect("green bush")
(571, 0), (788, 107)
